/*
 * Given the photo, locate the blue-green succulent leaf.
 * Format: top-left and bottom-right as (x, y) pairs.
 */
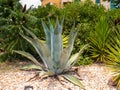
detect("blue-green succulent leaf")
(60, 25), (78, 69)
(41, 20), (51, 50)
(53, 19), (63, 66)
(62, 75), (85, 89)
(60, 46), (70, 67)
(67, 25), (78, 56)
(39, 70), (55, 78)
(20, 64), (43, 71)
(65, 44), (88, 70)
(48, 18), (54, 32)
(20, 34), (54, 70)
(13, 50), (41, 66)
(41, 20), (54, 61)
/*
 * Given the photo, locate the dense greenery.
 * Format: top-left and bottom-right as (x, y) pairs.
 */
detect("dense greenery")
(1, 0), (120, 89)
(0, 0), (119, 62)
(0, 0), (39, 61)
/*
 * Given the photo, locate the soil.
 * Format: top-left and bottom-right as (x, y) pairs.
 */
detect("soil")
(0, 60), (117, 90)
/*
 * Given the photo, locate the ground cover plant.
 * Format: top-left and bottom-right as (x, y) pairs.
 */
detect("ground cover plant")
(14, 18), (87, 89)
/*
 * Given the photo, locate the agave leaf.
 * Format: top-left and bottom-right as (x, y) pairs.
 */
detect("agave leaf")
(60, 25), (78, 69)
(41, 20), (53, 51)
(65, 44), (88, 70)
(20, 64), (43, 71)
(65, 26), (78, 63)
(35, 38), (54, 70)
(48, 19), (54, 60)
(66, 53), (79, 69)
(41, 19), (54, 62)
(60, 46), (70, 67)
(13, 50), (41, 66)
(54, 18), (63, 34)
(19, 34), (54, 70)
(39, 70), (55, 79)
(48, 18), (54, 32)
(53, 18), (63, 66)
(62, 75), (85, 89)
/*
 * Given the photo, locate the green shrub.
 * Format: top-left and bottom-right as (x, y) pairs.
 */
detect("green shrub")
(0, 0), (39, 61)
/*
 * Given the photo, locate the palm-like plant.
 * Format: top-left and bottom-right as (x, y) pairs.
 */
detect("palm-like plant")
(106, 25), (120, 88)
(14, 18), (87, 89)
(89, 16), (111, 62)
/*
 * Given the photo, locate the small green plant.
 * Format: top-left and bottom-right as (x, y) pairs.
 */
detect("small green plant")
(14, 18), (87, 89)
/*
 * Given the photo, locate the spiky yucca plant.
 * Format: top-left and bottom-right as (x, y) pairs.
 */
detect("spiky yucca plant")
(14, 19), (87, 89)
(106, 25), (120, 89)
(89, 16), (111, 62)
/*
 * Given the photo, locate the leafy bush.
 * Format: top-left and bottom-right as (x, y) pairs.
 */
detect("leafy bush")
(0, 0), (39, 61)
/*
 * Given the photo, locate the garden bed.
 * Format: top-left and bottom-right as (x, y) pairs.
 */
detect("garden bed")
(0, 61), (116, 90)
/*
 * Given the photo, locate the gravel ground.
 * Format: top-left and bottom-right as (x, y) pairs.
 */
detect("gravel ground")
(0, 61), (116, 90)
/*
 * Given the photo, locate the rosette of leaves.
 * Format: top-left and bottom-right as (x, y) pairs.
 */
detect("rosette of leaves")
(106, 25), (120, 89)
(89, 16), (111, 62)
(14, 19), (87, 89)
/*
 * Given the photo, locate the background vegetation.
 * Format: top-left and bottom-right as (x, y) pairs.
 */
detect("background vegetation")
(1, 0), (120, 88)
(0, 0), (120, 63)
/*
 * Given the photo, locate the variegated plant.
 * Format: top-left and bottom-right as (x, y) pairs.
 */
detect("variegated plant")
(14, 19), (87, 89)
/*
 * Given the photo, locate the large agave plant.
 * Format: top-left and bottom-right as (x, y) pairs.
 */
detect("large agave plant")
(14, 18), (87, 89)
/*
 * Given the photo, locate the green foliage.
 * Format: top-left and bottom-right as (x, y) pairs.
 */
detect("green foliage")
(76, 56), (93, 66)
(1, 0), (118, 65)
(107, 9), (120, 22)
(111, 0), (120, 8)
(106, 25), (120, 87)
(31, 1), (106, 65)
(0, 0), (39, 61)
(14, 19), (87, 88)
(89, 16), (111, 62)
(0, 1), (105, 64)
